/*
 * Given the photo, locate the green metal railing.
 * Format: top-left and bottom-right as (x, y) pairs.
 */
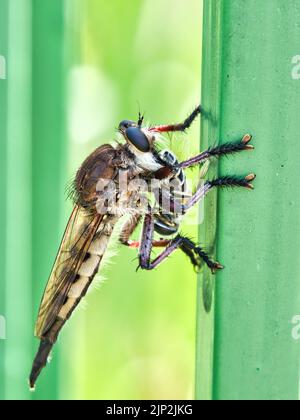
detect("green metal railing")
(31, 0), (66, 400)
(4, 0), (32, 400)
(195, 0), (222, 401)
(197, 0), (300, 400)
(0, 0), (8, 401)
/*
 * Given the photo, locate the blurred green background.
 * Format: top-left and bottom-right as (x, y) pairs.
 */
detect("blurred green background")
(0, 0), (203, 400)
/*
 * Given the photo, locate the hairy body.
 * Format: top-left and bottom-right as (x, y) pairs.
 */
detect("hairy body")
(30, 106), (255, 389)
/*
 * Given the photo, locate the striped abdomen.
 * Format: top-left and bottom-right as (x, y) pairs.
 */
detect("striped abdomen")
(53, 216), (117, 336)
(30, 215), (117, 389)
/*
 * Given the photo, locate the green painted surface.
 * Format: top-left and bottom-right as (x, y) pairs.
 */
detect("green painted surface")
(195, 0), (222, 401)
(5, 0), (32, 400)
(31, 0), (66, 400)
(1, 0), (66, 400)
(209, 0), (300, 400)
(0, 0), (8, 401)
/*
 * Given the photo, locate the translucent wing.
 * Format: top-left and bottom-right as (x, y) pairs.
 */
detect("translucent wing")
(35, 205), (103, 338)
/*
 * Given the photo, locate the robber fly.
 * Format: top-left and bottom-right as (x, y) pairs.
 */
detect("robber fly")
(29, 105), (255, 389)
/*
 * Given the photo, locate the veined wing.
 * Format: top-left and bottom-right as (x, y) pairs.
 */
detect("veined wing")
(35, 205), (103, 338)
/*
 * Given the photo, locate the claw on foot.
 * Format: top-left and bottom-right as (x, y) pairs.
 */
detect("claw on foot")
(242, 134), (252, 144)
(211, 262), (225, 274)
(242, 134), (254, 150)
(245, 173), (256, 181)
(244, 173), (256, 189)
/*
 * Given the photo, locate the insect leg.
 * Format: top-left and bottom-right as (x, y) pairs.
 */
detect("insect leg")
(150, 105), (203, 133)
(138, 212), (156, 269)
(127, 239), (171, 249)
(179, 236), (223, 274)
(137, 213), (186, 270)
(127, 214), (221, 272)
(119, 214), (142, 246)
(139, 236), (184, 270)
(138, 212), (177, 269)
(180, 134), (254, 170)
(182, 174), (256, 213)
(138, 230), (222, 273)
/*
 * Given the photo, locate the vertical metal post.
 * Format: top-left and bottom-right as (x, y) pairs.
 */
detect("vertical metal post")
(4, 0), (32, 400)
(214, 0), (300, 400)
(195, 0), (223, 400)
(1, 0), (66, 400)
(31, 0), (66, 400)
(198, 0), (300, 400)
(0, 0), (8, 400)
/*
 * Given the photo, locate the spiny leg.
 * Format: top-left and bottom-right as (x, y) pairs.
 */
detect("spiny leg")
(141, 236), (186, 270)
(149, 105), (203, 133)
(119, 211), (225, 272)
(133, 213), (186, 269)
(154, 134), (253, 181)
(180, 134), (253, 170)
(125, 235), (220, 272)
(183, 174), (256, 213)
(138, 213), (223, 273)
(138, 212), (183, 271)
(138, 213), (155, 269)
(179, 236), (223, 274)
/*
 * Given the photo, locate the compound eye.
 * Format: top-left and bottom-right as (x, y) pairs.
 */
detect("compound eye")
(119, 120), (135, 130)
(125, 127), (150, 153)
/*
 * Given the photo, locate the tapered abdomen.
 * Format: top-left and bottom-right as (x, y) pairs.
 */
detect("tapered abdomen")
(30, 215), (117, 389)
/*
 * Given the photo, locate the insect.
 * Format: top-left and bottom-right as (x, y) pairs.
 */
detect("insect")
(29, 105), (255, 389)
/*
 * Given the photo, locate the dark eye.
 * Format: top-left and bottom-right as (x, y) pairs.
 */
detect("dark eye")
(119, 120), (135, 130)
(125, 127), (150, 153)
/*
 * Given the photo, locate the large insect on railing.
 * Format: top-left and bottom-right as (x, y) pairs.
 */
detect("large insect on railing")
(196, 0), (300, 400)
